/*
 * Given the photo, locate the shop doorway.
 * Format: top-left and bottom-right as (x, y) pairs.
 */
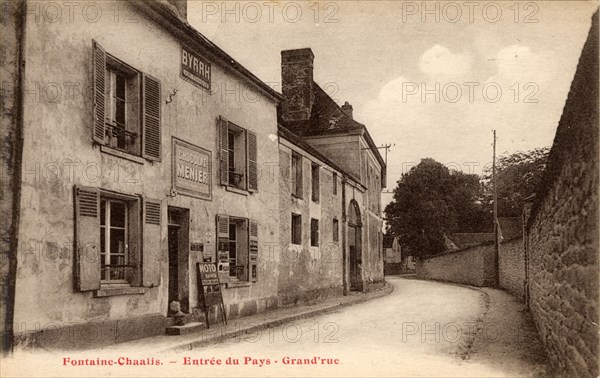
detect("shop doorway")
(167, 207), (190, 313)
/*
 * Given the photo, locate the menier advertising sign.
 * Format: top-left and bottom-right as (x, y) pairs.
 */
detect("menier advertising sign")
(181, 45), (211, 91)
(172, 138), (212, 200)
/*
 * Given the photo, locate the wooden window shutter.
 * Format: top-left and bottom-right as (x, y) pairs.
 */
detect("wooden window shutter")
(218, 117), (229, 186)
(247, 130), (258, 191)
(142, 198), (162, 287)
(249, 220), (258, 282)
(92, 40), (106, 144)
(142, 74), (162, 162)
(127, 199), (142, 287)
(216, 214), (229, 279)
(217, 214), (229, 239)
(74, 185), (101, 291)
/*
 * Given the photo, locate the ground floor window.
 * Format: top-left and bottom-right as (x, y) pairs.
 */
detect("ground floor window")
(333, 218), (339, 242)
(100, 199), (129, 282)
(229, 221), (238, 277)
(74, 185), (162, 292)
(291, 213), (302, 244)
(310, 218), (319, 247)
(217, 214), (258, 282)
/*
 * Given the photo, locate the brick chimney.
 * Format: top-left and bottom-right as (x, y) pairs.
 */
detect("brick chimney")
(341, 101), (353, 119)
(281, 48), (315, 122)
(166, 0), (187, 20)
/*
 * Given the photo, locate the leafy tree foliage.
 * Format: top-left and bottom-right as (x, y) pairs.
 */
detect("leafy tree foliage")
(384, 159), (489, 257)
(483, 147), (550, 217)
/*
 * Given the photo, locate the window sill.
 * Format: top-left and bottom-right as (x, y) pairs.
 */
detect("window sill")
(225, 185), (248, 196)
(94, 286), (147, 297)
(225, 280), (253, 289)
(291, 194), (303, 201)
(100, 145), (145, 164)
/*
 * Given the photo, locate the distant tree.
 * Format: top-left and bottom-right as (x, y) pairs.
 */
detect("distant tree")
(447, 170), (491, 233)
(385, 159), (489, 257)
(483, 147), (550, 217)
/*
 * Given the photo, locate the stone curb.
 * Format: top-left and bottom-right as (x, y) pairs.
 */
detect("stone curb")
(159, 282), (394, 353)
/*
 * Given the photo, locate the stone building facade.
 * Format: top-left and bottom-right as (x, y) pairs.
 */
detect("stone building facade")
(278, 48), (386, 294)
(525, 10), (598, 377)
(7, 0), (283, 349)
(1, 0), (385, 351)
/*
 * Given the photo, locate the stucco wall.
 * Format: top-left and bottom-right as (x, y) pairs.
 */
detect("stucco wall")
(416, 243), (496, 287)
(14, 1), (280, 343)
(525, 11), (598, 377)
(364, 211), (384, 287)
(498, 237), (525, 301)
(277, 143), (343, 305)
(305, 135), (361, 181)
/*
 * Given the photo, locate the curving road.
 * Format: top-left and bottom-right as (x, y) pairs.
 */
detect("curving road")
(168, 276), (549, 377)
(3, 277), (548, 377)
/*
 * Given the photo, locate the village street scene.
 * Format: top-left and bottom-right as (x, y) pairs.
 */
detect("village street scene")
(1, 1), (598, 377)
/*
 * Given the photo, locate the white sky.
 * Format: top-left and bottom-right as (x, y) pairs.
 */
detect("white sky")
(186, 0), (598, 208)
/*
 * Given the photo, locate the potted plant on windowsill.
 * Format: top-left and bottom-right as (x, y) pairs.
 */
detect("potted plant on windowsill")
(124, 132), (138, 147)
(230, 172), (244, 187)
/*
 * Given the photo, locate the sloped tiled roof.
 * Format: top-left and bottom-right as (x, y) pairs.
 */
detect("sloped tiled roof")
(278, 83), (386, 174)
(277, 125), (364, 187)
(448, 233), (495, 249)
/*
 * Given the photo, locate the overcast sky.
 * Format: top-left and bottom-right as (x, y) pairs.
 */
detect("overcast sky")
(186, 0), (598, 207)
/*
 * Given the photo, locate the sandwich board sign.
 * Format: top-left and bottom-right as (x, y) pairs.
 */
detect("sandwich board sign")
(196, 262), (226, 328)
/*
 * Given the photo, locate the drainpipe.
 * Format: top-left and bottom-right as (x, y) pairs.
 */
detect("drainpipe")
(3, 0), (27, 355)
(341, 175), (347, 295)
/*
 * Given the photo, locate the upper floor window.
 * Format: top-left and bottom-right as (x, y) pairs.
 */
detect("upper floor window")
(92, 40), (161, 162)
(291, 153), (303, 198)
(311, 163), (320, 202)
(218, 117), (258, 192)
(105, 66), (140, 155)
(333, 172), (338, 195)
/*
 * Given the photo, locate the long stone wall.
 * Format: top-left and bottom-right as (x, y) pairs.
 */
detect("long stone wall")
(416, 242), (496, 287)
(525, 11), (598, 377)
(498, 238), (526, 301)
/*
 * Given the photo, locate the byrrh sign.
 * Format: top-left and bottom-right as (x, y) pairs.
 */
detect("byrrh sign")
(172, 138), (212, 200)
(181, 45), (211, 91)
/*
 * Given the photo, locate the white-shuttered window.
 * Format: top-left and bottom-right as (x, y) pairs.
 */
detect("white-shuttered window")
(74, 185), (162, 291)
(216, 215), (258, 282)
(100, 199), (129, 282)
(217, 117), (258, 192)
(92, 40), (161, 162)
(291, 153), (302, 198)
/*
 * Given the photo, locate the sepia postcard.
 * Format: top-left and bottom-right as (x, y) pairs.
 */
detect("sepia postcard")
(1, 0), (598, 377)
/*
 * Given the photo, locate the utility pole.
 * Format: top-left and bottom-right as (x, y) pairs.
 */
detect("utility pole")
(380, 144), (392, 167)
(492, 130), (499, 285)
(362, 143), (393, 167)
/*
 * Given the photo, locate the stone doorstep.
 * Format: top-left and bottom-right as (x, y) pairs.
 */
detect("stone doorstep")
(166, 322), (205, 336)
(165, 307), (210, 327)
